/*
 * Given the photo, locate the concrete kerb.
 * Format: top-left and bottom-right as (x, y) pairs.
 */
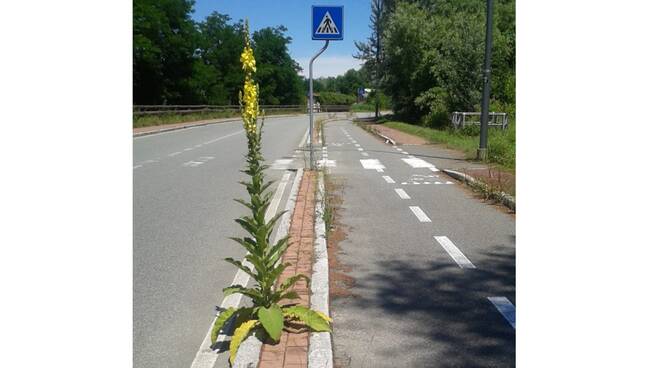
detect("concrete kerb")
(232, 168), (304, 368)
(374, 131), (397, 146)
(308, 170), (333, 368)
(442, 169), (516, 212)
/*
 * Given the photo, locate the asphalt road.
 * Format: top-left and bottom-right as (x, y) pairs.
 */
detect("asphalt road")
(133, 115), (311, 368)
(323, 120), (516, 367)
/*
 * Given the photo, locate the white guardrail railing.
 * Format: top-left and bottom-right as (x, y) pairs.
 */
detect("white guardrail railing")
(451, 111), (508, 129)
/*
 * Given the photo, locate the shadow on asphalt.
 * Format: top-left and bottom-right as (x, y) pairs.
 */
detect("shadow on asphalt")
(345, 246), (515, 367)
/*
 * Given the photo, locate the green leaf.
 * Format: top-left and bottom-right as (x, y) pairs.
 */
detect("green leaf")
(277, 274), (309, 294)
(229, 319), (259, 365)
(224, 258), (258, 280)
(222, 285), (263, 304)
(283, 306), (331, 332)
(257, 305), (284, 341)
(210, 307), (237, 345)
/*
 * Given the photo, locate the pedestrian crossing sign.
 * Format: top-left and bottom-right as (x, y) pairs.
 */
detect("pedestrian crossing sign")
(312, 6), (343, 40)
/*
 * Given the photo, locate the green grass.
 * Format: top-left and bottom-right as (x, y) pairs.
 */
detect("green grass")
(350, 103), (376, 112)
(382, 121), (515, 171)
(133, 108), (306, 129)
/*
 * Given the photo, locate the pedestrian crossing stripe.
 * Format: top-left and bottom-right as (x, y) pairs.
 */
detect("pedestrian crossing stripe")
(315, 12), (339, 34)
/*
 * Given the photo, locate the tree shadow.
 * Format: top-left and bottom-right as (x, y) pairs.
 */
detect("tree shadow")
(343, 246), (515, 367)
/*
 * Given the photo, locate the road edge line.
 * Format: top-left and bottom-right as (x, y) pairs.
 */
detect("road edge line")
(308, 170), (334, 368)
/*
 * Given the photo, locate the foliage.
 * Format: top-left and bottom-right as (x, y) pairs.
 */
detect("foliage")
(212, 24), (331, 366)
(317, 91), (355, 105)
(382, 120), (515, 170)
(354, 0), (385, 117)
(133, 1), (304, 105)
(369, 0), (515, 123)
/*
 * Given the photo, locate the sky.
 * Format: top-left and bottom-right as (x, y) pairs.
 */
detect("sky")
(191, 0), (372, 77)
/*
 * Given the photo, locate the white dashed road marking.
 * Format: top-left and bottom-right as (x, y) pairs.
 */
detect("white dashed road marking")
(382, 176), (395, 184)
(360, 159), (385, 171)
(133, 165), (142, 169)
(402, 157), (435, 169)
(487, 297), (516, 329)
(409, 206), (431, 222)
(434, 236), (475, 269)
(168, 151), (182, 157)
(361, 152), (369, 156)
(394, 188), (410, 199)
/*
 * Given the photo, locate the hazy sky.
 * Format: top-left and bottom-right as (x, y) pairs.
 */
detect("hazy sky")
(191, 0), (372, 77)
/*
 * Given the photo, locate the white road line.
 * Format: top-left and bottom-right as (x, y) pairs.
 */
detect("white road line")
(264, 172), (291, 222)
(168, 151), (182, 157)
(402, 151), (409, 155)
(382, 176), (395, 184)
(190, 170), (296, 368)
(360, 159), (385, 171)
(394, 188), (410, 199)
(429, 167), (439, 172)
(396, 148), (403, 151)
(133, 165), (142, 169)
(357, 147), (364, 151)
(487, 297), (516, 329)
(354, 144), (360, 147)
(409, 206), (431, 222)
(184, 148), (193, 151)
(434, 236), (476, 269)
(298, 127), (310, 148)
(361, 152), (369, 156)
(376, 168), (384, 172)
(204, 130), (244, 145)
(402, 157), (435, 169)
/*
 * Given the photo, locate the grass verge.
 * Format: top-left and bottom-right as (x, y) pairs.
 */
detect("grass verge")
(381, 120), (515, 171)
(133, 109), (305, 129)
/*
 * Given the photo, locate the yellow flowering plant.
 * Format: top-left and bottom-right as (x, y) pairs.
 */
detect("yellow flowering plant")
(211, 21), (331, 366)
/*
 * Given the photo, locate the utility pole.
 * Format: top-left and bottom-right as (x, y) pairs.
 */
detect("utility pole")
(477, 0), (494, 160)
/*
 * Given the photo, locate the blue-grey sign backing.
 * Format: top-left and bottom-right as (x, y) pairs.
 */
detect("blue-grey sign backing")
(312, 6), (343, 40)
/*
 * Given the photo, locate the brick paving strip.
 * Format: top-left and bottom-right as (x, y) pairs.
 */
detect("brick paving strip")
(259, 170), (317, 368)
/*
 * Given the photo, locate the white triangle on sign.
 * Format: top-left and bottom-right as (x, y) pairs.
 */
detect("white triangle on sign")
(315, 11), (339, 34)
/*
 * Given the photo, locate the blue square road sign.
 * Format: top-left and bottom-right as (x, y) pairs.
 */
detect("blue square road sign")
(312, 6), (343, 40)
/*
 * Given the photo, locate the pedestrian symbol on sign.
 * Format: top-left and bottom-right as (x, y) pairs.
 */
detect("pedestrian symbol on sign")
(315, 12), (339, 34)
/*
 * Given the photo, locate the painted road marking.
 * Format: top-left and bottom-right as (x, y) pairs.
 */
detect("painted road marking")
(376, 168), (384, 172)
(203, 130), (244, 145)
(434, 236), (475, 269)
(396, 148), (403, 151)
(361, 152), (369, 156)
(409, 206), (431, 222)
(183, 161), (203, 167)
(429, 167), (439, 172)
(133, 165), (142, 169)
(168, 151), (182, 157)
(488, 297), (516, 329)
(271, 159), (293, 170)
(402, 157), (435, 169)
(190, 171), (296, 368)
(360, 159), (385, 171)
(357, 147), (364, 151)
(184, 148), (193, 151)
(394, 188), (410, 199)
(382, 176), (395, 184)
(317, 159), (336, 168)
(402, 151), (409, 155)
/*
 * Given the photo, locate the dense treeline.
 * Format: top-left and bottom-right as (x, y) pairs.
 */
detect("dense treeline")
(133, 0), (304, 105)
(356, 0), (515, 126)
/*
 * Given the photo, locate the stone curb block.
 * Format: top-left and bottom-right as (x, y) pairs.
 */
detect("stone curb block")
(374, 130), (397, 145)
(442, 169), (516, 212)
(309, 171), (333, 368)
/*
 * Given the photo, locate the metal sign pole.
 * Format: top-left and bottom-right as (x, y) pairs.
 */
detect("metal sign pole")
(308, 40), (329, 169)
(478, 0), (494, 160)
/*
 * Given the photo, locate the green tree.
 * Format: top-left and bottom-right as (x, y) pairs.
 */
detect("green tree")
(252, 26), (305, 105)
(354, 0), (385, 117)
(133, 0), (198, 104)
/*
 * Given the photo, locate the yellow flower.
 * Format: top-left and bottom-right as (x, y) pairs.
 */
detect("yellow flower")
(240, 46), (256, 74)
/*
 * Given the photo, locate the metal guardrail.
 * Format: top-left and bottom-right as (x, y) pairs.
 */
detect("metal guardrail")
(451, 111), (508, 129)
(133, 105), (351, 116)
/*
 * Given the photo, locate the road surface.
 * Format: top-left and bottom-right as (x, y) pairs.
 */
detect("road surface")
(323, 119), (516, 367)
(133, 115), (311, 368)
